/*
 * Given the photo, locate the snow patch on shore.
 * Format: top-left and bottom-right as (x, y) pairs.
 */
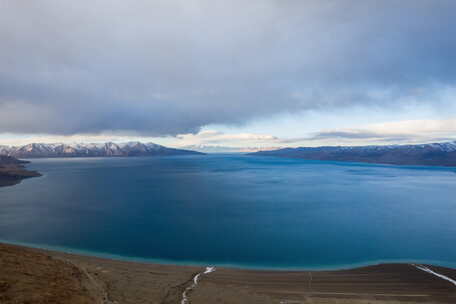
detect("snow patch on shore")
(413, 264), (456, 286)
(181, 267), (216, 304)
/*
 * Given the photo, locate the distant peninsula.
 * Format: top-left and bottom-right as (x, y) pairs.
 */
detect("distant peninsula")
(0, 156), (41, 187)
(250, 141), (456, 167)
(0, 141), (203, 158)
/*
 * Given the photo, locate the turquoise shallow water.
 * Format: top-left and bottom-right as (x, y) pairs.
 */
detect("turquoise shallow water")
(1, 154), (456, 270)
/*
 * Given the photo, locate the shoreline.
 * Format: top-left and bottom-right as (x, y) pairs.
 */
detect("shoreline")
(2, 238), (456, 272)
(1, 242), (456, 304)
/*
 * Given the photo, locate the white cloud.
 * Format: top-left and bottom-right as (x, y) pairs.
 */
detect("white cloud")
(2, 118), (456, 150)
(175, 130), (278, 147)
(305, 118), (456, 145)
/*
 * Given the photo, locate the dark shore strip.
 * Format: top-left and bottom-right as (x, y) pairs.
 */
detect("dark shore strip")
(1, 243), (456, 304)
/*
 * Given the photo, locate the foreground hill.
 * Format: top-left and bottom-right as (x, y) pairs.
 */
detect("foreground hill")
(0, 156), (41, 187)
(0, 142), (203, 158)
(250, 141), (456, 166)
(1, 242), (456, 304)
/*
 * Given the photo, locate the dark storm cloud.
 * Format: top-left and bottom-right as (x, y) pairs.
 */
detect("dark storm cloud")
(1, 0), (456, 135)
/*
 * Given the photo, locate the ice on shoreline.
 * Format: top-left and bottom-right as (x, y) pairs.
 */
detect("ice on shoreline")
(413, 264), (456, 286)
(181, 266), (216, 304)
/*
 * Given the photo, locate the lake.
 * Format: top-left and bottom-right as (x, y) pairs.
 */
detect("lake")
(1, 154), (455, 269)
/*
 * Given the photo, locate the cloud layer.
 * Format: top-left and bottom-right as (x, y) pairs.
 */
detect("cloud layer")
(1, 0), (456, 136)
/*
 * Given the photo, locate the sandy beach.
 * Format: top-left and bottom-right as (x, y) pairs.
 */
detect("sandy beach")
(1, 242), (455, 304)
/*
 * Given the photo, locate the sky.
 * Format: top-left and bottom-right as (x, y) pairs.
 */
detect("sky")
(1, 0), (456, 151)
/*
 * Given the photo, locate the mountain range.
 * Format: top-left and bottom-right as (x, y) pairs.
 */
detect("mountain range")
(3, 140), (456, 166)
(0, 142), (203, 158)
(250, 141), (456, 166)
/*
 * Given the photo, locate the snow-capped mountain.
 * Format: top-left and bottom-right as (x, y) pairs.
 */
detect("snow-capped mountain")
(0, 142), (203, 158)
(251, 141), (456, 166)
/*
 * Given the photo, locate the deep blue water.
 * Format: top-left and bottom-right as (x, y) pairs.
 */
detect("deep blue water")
(1, 154), (456, 270)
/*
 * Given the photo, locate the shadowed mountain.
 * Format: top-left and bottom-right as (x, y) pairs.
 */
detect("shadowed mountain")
(250, 141), (456, 167)
(0, 142), (204, 158)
